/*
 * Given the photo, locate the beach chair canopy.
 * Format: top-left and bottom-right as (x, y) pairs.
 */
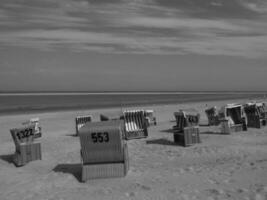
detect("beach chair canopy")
(174, 110), (200, 129)
(256, 102), (267, 118)
(205, 106), (218, 116)
(100, 112), (123, 121)
(10, 124), (36, 147)
(123, 110), (146, 132)
(22, 117), (41, 137)
(144, 109), (157, 125)
(75, 115), (92, 134)
(245, 102), (267, 118)
(205, 106), (220, 126)
(219, 104), (245, 125)
(79, 120), (125, 164)
(144, 110), (154, 116)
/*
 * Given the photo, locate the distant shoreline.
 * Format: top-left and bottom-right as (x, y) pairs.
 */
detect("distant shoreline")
(0, 91), (267, 96)
(0, 93), (266, 116)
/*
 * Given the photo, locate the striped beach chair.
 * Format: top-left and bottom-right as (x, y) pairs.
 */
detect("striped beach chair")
(10, 124), (41, 167)
(173, 110), (201, 147)
(123, 110), (148, 140)
(219, 104), (247, 134)
(244, 102), (267, 128)
(75, 115), (92, 136)
(79, 120), (129, 181)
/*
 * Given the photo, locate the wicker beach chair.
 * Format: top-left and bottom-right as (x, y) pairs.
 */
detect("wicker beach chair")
(144, 110), (157, 126)
(205, 106), (220, 126)
(22, 117), (42, 138)
(10, 124), (41, 167)
(78, 120), (129, 181)
(244, 102), (267, 128)
(219, 104), (247, 134)
(173, 110), (201, 147)
(123, 110), (148, 140)
(75, 115), (92, 136)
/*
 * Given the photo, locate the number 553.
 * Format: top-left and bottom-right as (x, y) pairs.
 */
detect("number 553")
(91, 132), (109, 143)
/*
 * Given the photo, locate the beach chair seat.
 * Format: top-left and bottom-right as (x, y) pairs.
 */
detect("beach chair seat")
(220, 119), (243, 134)
(100, 113), (122, 122)
(100, 114), (109, 121)
(123, 110), (148, 140)
(75, 115), (92, 136)
(79, 120), (129, 181)
(10, 125), (42, 166)
(173, 127), (200, 147)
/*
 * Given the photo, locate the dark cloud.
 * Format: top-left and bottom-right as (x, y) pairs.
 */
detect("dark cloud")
(154, 0), (261, 18)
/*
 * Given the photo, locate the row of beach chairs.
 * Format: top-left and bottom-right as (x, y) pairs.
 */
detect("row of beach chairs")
(8, 102), (266, 181)
(205, 102), (267, 132)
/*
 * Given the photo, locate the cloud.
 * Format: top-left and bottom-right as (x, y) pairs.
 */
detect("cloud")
(0, 0), (267, 58)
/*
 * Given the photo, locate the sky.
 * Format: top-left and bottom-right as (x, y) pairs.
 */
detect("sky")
(0, 0), (267, 92)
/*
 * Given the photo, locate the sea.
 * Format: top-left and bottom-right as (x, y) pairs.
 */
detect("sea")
(0, 92), (266, 115)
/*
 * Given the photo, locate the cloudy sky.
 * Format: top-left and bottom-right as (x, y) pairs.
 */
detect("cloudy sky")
(0, 0), (267, 91)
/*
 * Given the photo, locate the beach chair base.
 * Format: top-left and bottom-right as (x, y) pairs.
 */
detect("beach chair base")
(81, 143), (129, 181)
(221, 122), (243, 134)
(125, 129), (148, 140)
(208, 117), (220, 126)
(173, 127), (200, 147)
(14, 142), (42, 167)
(247, 116), (267, 129)
(82, 162), (128, 181)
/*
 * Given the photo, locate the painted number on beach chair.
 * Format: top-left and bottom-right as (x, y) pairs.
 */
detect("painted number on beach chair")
(16, 128), (34, 140)
(91, 132), (109, 143)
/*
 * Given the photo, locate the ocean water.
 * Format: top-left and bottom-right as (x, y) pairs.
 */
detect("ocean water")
(0, 92), (265, 115)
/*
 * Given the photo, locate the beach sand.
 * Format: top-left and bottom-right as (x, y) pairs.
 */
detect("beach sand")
(0, 98), (267, 200)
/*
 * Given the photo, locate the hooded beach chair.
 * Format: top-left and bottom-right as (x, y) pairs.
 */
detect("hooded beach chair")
(205, 106), (220, 126)
(144, 110), (157, 126)
(78, 120), (129, 181)
(10, 124), (42, 167)
(123, 110), (148, 140)
(75, 115), (92, 136)
(173, 110), (201, 147)
(219, 104), (247, 134)
(22, 117), (42, 138)
(244, 102), (267, 128)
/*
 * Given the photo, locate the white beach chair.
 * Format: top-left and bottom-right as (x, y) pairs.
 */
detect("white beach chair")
(75, 115), (92, 136)
(123, 110), (148, 140)
(219, 104), (247, 134)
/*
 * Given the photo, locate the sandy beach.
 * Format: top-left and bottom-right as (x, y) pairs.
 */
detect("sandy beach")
(0, 98), (267, 200)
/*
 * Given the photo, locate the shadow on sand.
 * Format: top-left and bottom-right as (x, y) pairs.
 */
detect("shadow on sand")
(146, 138), (177, 146)
(160, 129), (174, 134)
(53, 163), (82, 182)
(0, 154), (14, 164)
(201, 131), (223, 135)
(65, 133), (78, 137)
